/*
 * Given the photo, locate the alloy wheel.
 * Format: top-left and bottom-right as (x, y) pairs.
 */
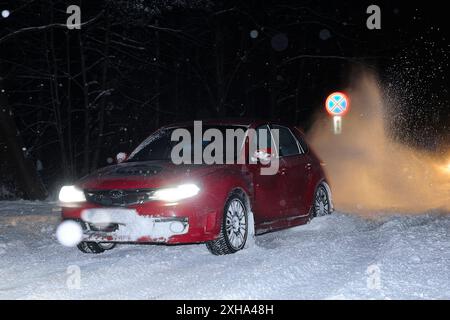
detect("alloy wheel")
(313, 185), (330, 217)
(225, 199), (247, 250)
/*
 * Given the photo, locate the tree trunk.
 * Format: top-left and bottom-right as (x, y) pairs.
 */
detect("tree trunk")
(294, 60), (306, 124)
(66, 30), (74, 179)
(79, 33), (91, 175)
(48, 3), (69, 179)
(214, 21), (225, 117)
(173, 60), (179, 120)
(91, 9), (110, 171)
(154, 19), (161, 129)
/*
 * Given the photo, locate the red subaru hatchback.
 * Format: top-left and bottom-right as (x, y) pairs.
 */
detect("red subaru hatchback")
(59, 120), (333, 255)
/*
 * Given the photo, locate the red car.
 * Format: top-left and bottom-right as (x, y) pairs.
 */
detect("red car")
(59, 120), (333, 255)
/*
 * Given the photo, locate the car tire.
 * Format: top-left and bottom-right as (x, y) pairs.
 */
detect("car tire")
(311, 183), (331, 219)
(206, 190), (249, 255)
(77, 242), (116, 254)
(99, 242), (116, 250)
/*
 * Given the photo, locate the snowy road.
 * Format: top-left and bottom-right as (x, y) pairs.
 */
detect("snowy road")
(0, 201), (449, 299)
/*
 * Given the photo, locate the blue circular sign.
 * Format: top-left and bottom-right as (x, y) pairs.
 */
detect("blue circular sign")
(325, 92), (349, 116)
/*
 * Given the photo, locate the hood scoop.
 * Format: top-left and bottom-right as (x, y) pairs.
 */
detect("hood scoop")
(108, 165), (162, 177)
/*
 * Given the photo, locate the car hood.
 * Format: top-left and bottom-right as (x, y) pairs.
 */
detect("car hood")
(78, 160), (223, 190)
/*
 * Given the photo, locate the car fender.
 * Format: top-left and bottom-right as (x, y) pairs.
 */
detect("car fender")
(198, 165), (253, 235)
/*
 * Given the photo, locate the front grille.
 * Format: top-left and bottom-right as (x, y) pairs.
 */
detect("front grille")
(88, 222), (119, 232)
(65, 218), (119, 232)
(85, 189), (155, 207)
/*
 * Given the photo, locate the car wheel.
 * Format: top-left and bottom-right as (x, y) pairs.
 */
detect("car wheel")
(77, 242), (116, 254)
(312, 183), (331, 218)
(99, 242), (116, 250)
(206, 191), (249, 255)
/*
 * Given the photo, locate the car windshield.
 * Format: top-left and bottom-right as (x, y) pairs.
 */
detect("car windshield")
(127, 125), (247, 163)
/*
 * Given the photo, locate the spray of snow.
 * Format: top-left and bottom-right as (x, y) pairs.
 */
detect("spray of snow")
(81, 208), (186, 241)
(308, 70), (450, 214)
(56, 220), (83, 247)
(249, 30), (258, 39)
(245, 211), (256, 249)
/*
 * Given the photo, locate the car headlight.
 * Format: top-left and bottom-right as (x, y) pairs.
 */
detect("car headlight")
(153, 184), (200, 202)
(59, 185), (86, 203)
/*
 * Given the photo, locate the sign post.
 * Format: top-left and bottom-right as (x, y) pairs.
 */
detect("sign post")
(333, 115), (342, 134)
(325, 92), (349, 134)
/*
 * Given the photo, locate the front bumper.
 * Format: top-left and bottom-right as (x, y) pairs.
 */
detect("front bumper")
(62, 198), (222, 244)
(75, 208), (190, 243)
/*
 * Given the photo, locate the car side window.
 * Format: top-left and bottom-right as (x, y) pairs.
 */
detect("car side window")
(296, 134), (309, 154)
(271, 125), (300, 157)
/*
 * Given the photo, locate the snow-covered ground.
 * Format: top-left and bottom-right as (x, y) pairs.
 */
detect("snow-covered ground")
(0, 200), (449, 299)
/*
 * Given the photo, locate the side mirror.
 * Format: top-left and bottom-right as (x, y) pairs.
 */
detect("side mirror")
(116, 152), (128, 164)
(251, 148), (274, 166)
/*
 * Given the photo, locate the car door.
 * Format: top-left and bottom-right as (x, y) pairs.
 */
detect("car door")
(249, 124), (287, 224)
(291, 128), (316, 214)
(271, 124), (312, 218)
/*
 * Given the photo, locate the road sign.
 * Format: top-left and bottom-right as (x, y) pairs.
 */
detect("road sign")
(325, 92), (349, 116)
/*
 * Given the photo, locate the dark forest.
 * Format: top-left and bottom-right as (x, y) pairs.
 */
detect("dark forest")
(0, 0), (448, 199)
